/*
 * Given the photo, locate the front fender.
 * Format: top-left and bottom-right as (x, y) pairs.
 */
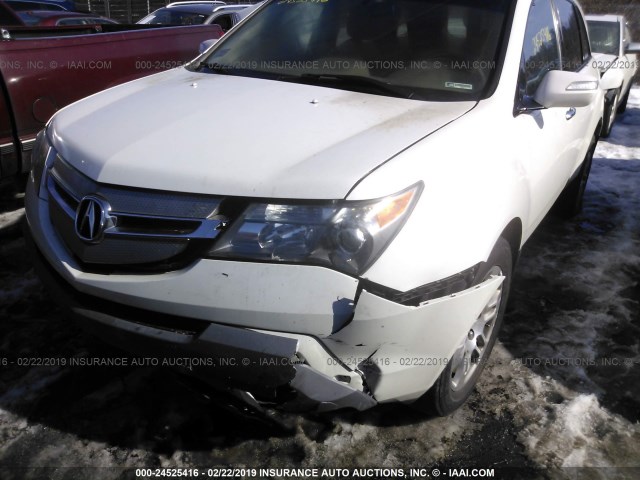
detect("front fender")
(348, 102), (528, 291)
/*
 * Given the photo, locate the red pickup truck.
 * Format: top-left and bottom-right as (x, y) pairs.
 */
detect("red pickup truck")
(1, 1), (222, 184)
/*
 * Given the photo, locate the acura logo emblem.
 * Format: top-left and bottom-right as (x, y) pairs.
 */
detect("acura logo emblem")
(75, 196), (110, 243)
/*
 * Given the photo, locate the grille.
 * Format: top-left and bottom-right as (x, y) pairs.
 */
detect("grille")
(46, 156), (225, 270)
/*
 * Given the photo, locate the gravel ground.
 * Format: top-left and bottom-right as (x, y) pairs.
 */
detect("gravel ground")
(0, 90), (639, 480)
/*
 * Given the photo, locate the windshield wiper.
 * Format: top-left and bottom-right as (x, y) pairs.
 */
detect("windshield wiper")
(291, 73), (414, 99)
(187, 67), (417, 99)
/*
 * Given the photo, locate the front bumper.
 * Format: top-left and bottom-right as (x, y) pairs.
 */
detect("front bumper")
(26, 179), (504, 409)
(27, 240), (376, 412)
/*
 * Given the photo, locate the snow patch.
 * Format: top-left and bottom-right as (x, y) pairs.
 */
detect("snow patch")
(479, 345), (640, 470)
(0, 208), (24, 231)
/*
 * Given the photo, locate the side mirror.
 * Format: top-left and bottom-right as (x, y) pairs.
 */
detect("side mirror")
(625, 42), (640, 54)
(534, 70), (599, 108)
(600, 68), (624, 91)
(199, 38), (219, 54)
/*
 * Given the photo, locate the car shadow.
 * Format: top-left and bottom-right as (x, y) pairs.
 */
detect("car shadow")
(498, 154), (640, 424)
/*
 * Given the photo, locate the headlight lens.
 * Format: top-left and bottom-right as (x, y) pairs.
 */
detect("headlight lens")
(30, 128), (55, 197)
(208, 184), (421, 275)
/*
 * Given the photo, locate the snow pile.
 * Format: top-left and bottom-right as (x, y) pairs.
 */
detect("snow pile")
(478, 346), (640, 471)
(0, 209), (23, 233)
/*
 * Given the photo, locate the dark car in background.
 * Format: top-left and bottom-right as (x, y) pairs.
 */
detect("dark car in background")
(6, 0), (67, 11)
(35, 0), (73, 10)
(16, 10), (117, 25)
(9, 0), (74, 10)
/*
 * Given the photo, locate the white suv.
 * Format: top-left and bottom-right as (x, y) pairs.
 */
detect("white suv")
(586, 15), (639, 137)
(26, 0), (604, 415)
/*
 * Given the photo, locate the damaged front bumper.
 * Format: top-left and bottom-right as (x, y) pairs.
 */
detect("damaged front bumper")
(25, 180), (504, 411)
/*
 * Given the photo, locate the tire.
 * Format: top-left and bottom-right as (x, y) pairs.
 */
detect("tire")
(601, 89), (619, 138)
(617, 88), (630, 114)
(414, 238), (513, 416)
(555, 134), (597, 218)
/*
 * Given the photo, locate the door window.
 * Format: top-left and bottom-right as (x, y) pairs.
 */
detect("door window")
(211, 13), (234, 33)
(519, 0), (560, 98)
(554, 0), (586, 71)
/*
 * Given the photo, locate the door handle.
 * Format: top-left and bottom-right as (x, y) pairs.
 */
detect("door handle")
(566, 108), (577, 120)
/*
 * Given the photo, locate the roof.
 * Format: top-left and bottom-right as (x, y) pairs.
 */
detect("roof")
(167, 1), (226, 7)
(584, 14), (625, 24)
(161, 4), (219, 14)
(211, 5), (252, 13)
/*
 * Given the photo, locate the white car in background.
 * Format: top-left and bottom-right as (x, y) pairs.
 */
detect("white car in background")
(586, 15), (640, 136)
(138, 1), (258, 33)
(204, 3), (260, 33)
(26, 0), (604, 415)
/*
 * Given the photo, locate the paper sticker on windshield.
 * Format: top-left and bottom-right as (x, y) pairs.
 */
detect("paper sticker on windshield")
(445, 82), (473, 90)
(277, 0), (329, 4)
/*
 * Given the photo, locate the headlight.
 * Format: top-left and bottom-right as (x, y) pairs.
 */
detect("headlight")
(30, 128), (55, 198)
(208, 184), (422, 276)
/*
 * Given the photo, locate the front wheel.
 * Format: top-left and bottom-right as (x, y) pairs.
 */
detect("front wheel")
(601, 89), (619, 138)
(555, 134), (597, 218)
(414, 238), (513, 416)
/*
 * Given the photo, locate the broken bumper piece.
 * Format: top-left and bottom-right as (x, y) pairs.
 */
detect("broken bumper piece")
(79, 310), (379, 413)
(27, 236), (377, 412)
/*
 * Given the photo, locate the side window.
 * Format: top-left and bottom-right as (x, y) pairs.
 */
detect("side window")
(57, 18), (86, 26)
(554, 0), (584, 71)
(212, 14), (233, 32)
(624, 25), (631, 47)
(519, 0), (560, 98)
(576, 12), (590, 61)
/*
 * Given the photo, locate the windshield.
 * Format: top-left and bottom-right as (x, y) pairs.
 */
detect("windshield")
(587, 21), (620, 56)
(192, 0), (514, 101)
(16, 11), (48, 25)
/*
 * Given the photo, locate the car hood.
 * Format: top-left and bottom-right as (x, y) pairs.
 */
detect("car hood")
(49, 68), (474, 199)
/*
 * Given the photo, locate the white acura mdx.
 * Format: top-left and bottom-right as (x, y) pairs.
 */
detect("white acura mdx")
(26, 0), (607, 414)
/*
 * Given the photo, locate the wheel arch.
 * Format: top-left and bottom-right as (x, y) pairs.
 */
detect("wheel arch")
(498, 217), (522, 270)
(595, 118), (603, 140)
(595, 105), (604, 138)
